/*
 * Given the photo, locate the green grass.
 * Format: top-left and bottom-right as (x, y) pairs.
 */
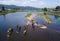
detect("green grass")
(25, 13), (32, 18)
(38, 14), (53, 23)
(36, 10), (43, 12)
(0, 9), (20, 15)
(46, 11), (60, 14)
(0, 11), (8, 15)
(45, 11), (60, 16)
(36, 9), (60, 16)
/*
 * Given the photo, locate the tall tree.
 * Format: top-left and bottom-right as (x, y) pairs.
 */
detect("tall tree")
(56, 6), (60, 10)
(43, 8), (47, 12)
(2, 6), (5, 11)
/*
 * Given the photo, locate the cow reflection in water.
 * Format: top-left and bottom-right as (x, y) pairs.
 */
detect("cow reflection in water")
(22, 26), (28, 41)
(31, 20), (35, 31)
(7, 27), (13, 38)
(23, 26), (27, 35)
(16, 25), (21, 33)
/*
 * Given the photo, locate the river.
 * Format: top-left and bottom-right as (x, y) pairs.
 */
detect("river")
(0, 12), (60, 41)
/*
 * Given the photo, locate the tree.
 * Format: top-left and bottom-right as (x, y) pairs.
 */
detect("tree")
(43, 8), (47, 12)
(2, 6), (5, 11)
(56, 6), (60, 10)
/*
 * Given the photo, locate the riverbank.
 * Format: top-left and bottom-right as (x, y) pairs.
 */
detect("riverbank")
(46, 11), (60, 16)
(0, 9), (20, 15)
(36, 9), (60, 16)
(38, 14), (53, 23)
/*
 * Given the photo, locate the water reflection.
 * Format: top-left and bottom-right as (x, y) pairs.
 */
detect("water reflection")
(54, 15), (60, 19)
(0, 12), (60, 41)
(3, 15), (6, 22)
(32, 26), (35, 31)
(45, 13), (60, 19)
(16, 25), (21, 34)
(23, 26), (27, 35)
(39, 14), (53, 23)
(32, 21), (35, 31)
(44, 13), (46, 15)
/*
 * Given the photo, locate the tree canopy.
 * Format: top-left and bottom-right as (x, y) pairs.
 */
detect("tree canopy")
(43, 8), (47, 12)
(2, 6), (5, 11)
(56, 6), (60, 10)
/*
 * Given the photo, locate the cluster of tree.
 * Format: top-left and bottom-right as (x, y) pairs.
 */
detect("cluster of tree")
(42, 6), (60, 12)
(55, 6), (60, 11)
(1, 6), (5, 12)
(0, 6), (6, 12)
(42, 8), (47, 12)
(56, 6), (60, 9)
(1, 6), (20, 12)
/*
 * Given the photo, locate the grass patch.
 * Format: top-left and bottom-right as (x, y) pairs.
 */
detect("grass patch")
(46, 12), (60, 16)
(25, 13), (32, 18)
(0, 9), (20, 15)
(36, 10), (43, 12)
(38, 14), (53, 23)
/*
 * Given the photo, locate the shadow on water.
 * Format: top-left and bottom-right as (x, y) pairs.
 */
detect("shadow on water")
(16, 25), (21, 34)
(32, 26), (35, 31)
(23, 26), (27, 35)
(44, 12), (46, 15)
(32, 23), (35, 31)
(22, 26), (28, 41)
(54, 15), (60, 19)
(3, 15), (6, 21)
